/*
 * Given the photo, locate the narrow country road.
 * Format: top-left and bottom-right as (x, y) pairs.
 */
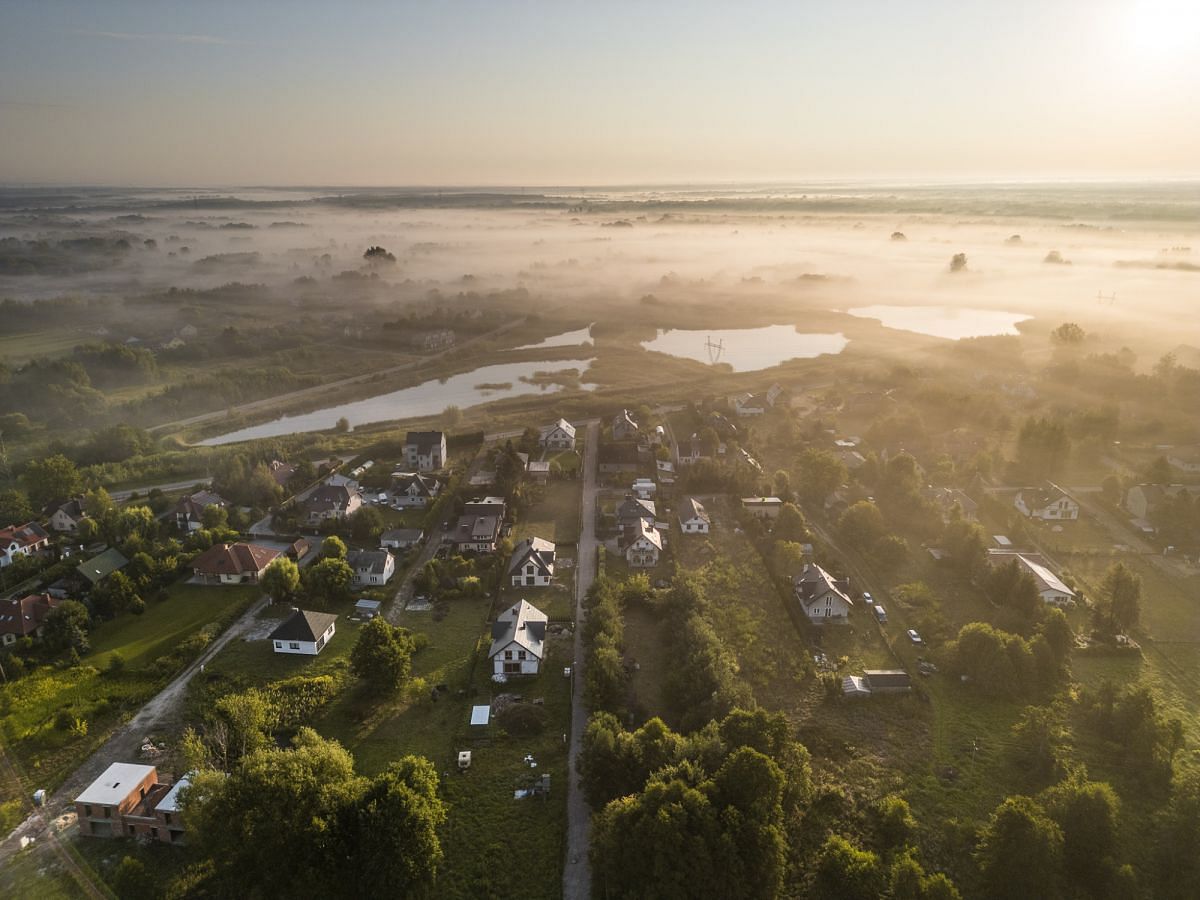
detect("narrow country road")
(0, 596), (268, 868)
(563, 420), (599, 900)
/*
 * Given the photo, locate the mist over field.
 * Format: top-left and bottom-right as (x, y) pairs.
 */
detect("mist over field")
(3, 183), (1198, 368)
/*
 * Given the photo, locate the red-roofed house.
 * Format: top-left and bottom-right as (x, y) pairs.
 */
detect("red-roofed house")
(191, 543), (280, 585)
(0, 592), (60, 646)
(0, 522), (51, 568)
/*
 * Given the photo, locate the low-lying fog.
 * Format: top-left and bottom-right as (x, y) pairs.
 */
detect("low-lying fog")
(2, 183), (1198, 353)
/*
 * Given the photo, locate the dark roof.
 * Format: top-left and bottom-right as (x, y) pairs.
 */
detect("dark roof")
(617, 496), (656, 522)
(269, 609), (338, 643)
(406, 431), (445, 453)
(77, 547), (129, 585)
(347, 548), (393, 575)
(305, 483), (359, 512)
(508, 537), (556, 575)
(864, 670), (912, 689)
(793, 564), (851, 608)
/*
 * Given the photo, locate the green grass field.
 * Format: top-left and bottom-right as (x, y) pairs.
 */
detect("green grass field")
(512, 480), (582, 545)
(0, 582), (258, 835)
(87, 583), (257, 669)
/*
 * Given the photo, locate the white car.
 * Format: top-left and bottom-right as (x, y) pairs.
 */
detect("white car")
(906, 629), (923, 645)
(862, 592), (874, 606)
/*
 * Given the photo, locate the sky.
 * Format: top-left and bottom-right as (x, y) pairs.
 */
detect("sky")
(1, 0), (1199, 186)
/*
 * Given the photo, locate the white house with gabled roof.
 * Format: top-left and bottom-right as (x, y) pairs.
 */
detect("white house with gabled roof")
(540, 418), (577, 450)
(489, 599), (548, 676)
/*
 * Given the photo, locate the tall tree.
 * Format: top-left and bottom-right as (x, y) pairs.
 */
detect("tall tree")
(22, 453), (83, 508)
(350, 618), (417, 694)
(260, 556), (301, 604)
(975, 795), (1063, 900)
(1095, 562), (1141, 635)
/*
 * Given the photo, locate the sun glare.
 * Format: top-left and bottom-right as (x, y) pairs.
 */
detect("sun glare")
(1124, 0), (1200, 57)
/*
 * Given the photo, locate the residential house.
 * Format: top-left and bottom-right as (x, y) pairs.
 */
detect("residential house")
(679, 497), (711, 534)
(0, 522), (50, 568)
(676, 433), (716, 467)
(75, 763), (188, 844)
(612, 409), (640, 440)
(540, 418), (577, 450)
(286, 538), (311, 561)
(1124, 484), (1200, 523)
(922, 486), (979, 522)
(191, 542), (280, 584)
(527, 460), (551, 484)
(508, 537), (556, 587)
(380, 528), (424, 550)
(47, 497), (89, 534)
(624, 520), (663, 568)
(448, 498), (507, 554)
(742, 497), (784, 520)
(599, 442), (641, 474)
(269, 609), (338, 655)
(0, 592), (59, 646)
(837, 449), (867, 471)
(732, 392), (767, 417)
(410, 328), (456, 351)
(268, 459), (298, 487)
(304, 483), (363, 525)
(76, 547), (129, 589)
(988, 550), (1077, 607)
(404, 431), (447, 472)
(632, 478), (657, 500)
(793, 563), (853, 624)
(616, 496), (657, 530)
(347, 549), (395, 586)
(656, 459), (676, 485)
(488, 599), (548, 676)
(1015, 484), (1079, 521)
(172, 490), (229, 532)
(390, 472), (440, 508)
(1167, 448), (1200, 474)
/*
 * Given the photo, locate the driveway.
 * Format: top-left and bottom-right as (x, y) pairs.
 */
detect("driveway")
(563, 420), (599, 900)
(0, 595), (269, 868)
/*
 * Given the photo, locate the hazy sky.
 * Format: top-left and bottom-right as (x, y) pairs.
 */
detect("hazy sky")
(2, 0), (1198, 186)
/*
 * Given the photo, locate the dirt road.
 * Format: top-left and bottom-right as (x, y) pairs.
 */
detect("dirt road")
(0, 596), (268, 867)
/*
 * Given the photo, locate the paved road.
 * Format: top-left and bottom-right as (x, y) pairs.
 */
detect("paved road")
(0, 595), (268, 867)
(110, 478), (211, 502)
(563, 421), (599, 900)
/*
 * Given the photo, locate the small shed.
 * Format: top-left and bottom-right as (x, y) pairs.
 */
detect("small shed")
(355, 599), (381, 619)
(470, 705), (491, 727)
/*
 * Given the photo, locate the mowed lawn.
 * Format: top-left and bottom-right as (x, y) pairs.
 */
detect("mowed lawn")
(188, 584), (573, 899)
(87, 583), (259, 668)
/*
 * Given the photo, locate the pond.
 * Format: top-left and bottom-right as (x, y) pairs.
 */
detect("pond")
(639, 326), (847, 372)
(511, 325), (594, 351)
(845, 305), (1031, 340)
(200, 358), (596, 445)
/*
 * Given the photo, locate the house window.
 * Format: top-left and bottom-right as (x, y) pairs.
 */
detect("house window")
(274, 641), (282, 649)
(128, 825), (136, 835)
(289, 642), (300, 650)
(504, 650), (513, 660)
(104, 807), (111, 819)
(316, 637), (325, 651)
(164, 813), (172, 825)
(504, 662), (521, 674)
(151, 827), (159, 839)
(84, 805), (92, 818)
(518, 651), (527, 660)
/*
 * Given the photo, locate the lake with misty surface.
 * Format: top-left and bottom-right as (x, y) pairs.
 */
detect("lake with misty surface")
(845, 305), (1031, 339)
(639, 326), (848, 372)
